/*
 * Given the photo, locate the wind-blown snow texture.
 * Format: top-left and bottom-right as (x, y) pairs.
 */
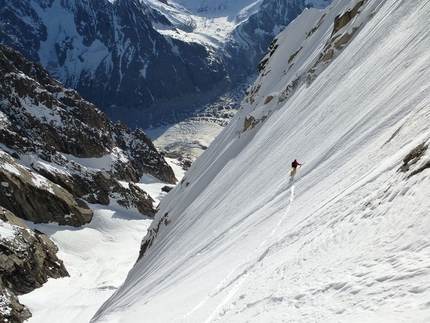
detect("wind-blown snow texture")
(91, 0), (429, 321)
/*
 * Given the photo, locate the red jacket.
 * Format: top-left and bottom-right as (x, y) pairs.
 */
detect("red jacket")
(292, 160), (301, 168)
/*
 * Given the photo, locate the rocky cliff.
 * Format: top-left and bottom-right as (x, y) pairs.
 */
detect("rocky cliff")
(0, 44), (175, 225)
(0, 207), (69, 323)
(0, 43), (176, 320)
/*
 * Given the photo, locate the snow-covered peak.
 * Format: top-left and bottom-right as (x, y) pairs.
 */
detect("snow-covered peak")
(91, 0), (430, 322)
(140, 0), (264, 45)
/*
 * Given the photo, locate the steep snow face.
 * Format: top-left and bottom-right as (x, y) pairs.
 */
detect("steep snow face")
(92, 0), (430, 322)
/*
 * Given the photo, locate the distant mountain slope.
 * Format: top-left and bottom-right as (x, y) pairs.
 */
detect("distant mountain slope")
(0, 0), (331, 129)
(92, 0), (430, 322)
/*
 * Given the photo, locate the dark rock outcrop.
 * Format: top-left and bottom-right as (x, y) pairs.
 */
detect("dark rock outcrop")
(0, 207), (69, 322)
(332, 0), (365, 35)
(398, 142), (429, 176)
(113, 182), (156, 217)
(0, 287), (32, 323)
(0, 151), (93, 226)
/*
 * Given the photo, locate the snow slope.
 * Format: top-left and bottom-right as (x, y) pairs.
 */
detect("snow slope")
(18, 159), (184, 323)
(92, 0), (430, 322)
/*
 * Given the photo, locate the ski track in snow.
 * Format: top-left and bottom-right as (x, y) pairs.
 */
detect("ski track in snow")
(182, 185), (296, 323)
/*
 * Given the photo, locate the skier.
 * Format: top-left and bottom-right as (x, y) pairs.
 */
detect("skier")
(291, 159), (302, 170)
(290, 159), (302, 176)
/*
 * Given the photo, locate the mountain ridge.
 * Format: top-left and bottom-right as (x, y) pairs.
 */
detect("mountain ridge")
(0, 0), (332, 129)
